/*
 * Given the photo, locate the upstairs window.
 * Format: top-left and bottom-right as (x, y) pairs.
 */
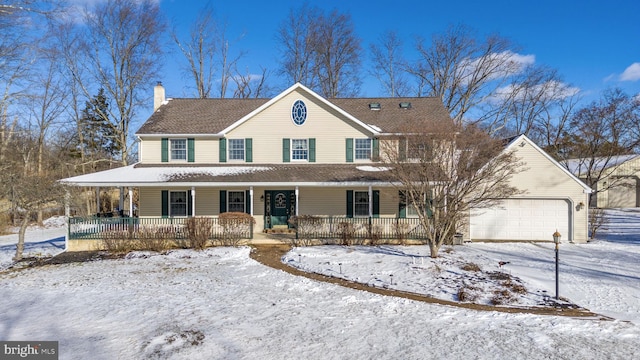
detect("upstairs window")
(291, 139), (308, 161)
(228, 139), (245, 161)
(355, 138), (372, 160)
(170, 139), (187, 161)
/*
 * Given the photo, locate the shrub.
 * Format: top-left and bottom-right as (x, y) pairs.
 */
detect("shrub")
(588, 207), (607, 240)
(456, 285), (480, 302)
(219, 212), (255, 247)
(368, 224), (384, 245)
(101, 234), (137, 254)
(460, 262), (481, 272)
(490, 289), (515, 305)
(288, 215), (323, 246)
(184, 217), (214, 250)
(336, 222), (356, 246)
(136, 225), (176, 252)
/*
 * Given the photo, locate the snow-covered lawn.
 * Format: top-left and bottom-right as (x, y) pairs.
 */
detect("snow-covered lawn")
(0, 210), (639, 359)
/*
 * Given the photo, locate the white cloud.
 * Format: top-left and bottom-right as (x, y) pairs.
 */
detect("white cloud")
(491, 80), (580, 103)
(620, 62), (640, 81)
(456, 51), (536, 84)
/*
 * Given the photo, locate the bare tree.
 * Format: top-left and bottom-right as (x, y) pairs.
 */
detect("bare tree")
(0, 123), (65, 261)
(171, 5), (217, 98)
(380, 121), (522, 257)
(369, 30), (410, 97)
(409, 25), (525, 124)
(486, 65), (580, 143)
(555, 88), (640, 205)
(232, 66), (271, 98)
(276, 3), (320, 89)
(277, 5), (362, 97)
(73, 0), (165, 165)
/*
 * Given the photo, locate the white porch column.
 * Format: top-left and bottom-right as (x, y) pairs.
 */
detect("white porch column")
(96, 187), (101, 214)
(64, 190), (70, 217)
(191, 187), (196, 216)
(295, 186), (299, 216)
(128, 188), (133, 217)
(368, 186), (373, 217)
(250, 186), (254, 215)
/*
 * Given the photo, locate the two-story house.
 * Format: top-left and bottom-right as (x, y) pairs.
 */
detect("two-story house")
(61, 83), (591, 248)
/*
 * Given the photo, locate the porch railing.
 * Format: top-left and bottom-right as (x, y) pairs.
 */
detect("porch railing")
(68, 216), (253, 240)
(289, 216), (429, 240)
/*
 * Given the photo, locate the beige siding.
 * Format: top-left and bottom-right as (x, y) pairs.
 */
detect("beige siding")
(139, 138), (162, 163)
(509, 142), (589, 242)
(138, 137), (219, 164)
(196, 139), (219, 163)
(227, 89), (374, 164)
(139, 187), (162, 217)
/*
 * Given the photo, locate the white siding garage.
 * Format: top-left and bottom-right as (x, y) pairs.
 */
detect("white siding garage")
(470, 198), (571, 241)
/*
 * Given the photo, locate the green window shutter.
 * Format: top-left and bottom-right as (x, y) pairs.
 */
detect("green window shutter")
(161, 138), (168, 162)
(372, 138), (379, 161)
(373, 190), (380, 218)
(187, 138), (195, 162)
(398, 191), (407, 218)
(245, 138), (253, 163)
(245, 190), (251, 214)
(346, 190), (354, 218)
(161, 190), (169, 217)
(283, 138), (290, 162)
(346, 138), (353, 162)
(219, 190), (227, 214)
(309, 138), (316, 162)
(187, 190), (193, 216)
(219, 138), (227, 163)
(399, 138), (407, 161)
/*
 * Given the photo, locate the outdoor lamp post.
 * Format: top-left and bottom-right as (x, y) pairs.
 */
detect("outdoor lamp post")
(553, 230), (561, 300)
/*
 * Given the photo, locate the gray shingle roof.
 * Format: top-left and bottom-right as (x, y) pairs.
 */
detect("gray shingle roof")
(136, 96), (452, 135)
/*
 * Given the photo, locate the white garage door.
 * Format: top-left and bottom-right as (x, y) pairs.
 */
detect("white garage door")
(470, 199), (570, 241)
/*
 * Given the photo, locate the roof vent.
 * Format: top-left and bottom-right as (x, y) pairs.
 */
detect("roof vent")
(399, 102), (412, 109)
(369, 102), (381, 110)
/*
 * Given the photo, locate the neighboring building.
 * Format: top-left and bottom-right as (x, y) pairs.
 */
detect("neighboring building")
(565, 155), (640, 208)
(61, 83), (591, 246)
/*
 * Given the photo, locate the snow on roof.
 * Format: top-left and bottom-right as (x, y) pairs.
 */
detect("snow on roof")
(563, 155), (640, 175)
(60, 164), (272, 186)
(356, 165), (390, 172)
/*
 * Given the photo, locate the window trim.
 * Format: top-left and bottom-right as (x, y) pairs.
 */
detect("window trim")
(228, 138), (245, 161)
(291, 138), (309, 161)
(169, 190), (188, 217)
(170, 138), (187, 162)
(354, 138), (372, 160)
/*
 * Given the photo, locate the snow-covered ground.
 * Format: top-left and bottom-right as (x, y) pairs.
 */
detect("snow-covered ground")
(0, 211), (638, 359)
(0, 216), (66, 270)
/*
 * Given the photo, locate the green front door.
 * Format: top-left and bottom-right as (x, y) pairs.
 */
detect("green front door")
(265, 190), (295, 228)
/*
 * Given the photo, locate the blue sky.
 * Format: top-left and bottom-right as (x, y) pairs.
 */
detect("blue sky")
(159, 0), (639, 103)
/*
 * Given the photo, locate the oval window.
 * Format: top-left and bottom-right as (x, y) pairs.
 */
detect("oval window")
(291, 100), (307, 126)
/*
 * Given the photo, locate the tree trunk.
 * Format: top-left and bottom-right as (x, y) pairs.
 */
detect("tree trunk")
(14, 214), (30, 261)
(429, 241), (439, 258)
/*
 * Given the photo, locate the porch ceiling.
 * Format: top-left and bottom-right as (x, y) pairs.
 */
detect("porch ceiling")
(59, 163), (399, 187)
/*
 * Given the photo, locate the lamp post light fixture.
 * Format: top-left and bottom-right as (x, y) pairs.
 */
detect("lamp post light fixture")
(553, 230), (561, 300)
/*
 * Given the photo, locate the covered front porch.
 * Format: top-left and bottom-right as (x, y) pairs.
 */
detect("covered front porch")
(60, 163), (433, 250)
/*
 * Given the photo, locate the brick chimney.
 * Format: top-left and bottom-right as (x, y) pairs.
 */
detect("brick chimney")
(153, 81), (165, 111)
